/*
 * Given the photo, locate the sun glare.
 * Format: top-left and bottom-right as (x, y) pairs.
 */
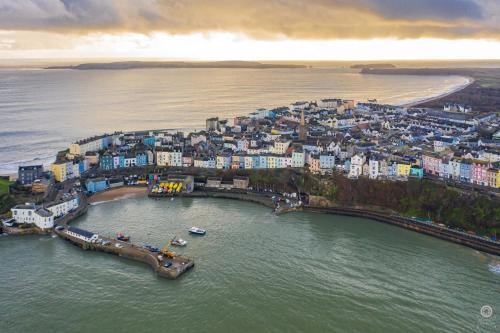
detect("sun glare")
(2, 31), (500, 61)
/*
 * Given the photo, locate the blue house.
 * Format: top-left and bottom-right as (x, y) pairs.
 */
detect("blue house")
(136, 152), (148, 166)
(143, 136), (155, 147)
(343, 160), (350, 173)
(259, 156), (268, 169)
(410, 166), (423, 178)
(388, 162), (397, 177)
(86, 178), (108, 193)
(100, 153), (113, 170)
(460, 161), (471, 183)
(78, 159), (86, 175)
(252, 156), (260, 169)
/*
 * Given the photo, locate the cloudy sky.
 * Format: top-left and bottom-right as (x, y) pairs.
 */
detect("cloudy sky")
(1, 0), (499, 60)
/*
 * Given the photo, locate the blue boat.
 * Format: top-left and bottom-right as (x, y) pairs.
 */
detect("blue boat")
(188, 227), (206, 235)
(143, 245), (160, 253)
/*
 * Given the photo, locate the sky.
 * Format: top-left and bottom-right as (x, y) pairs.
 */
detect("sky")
(0, 0), (499, 61)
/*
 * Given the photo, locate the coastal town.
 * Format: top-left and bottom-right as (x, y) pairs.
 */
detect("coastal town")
(46, 98), (499, 190)
(1, 97), (500, 275)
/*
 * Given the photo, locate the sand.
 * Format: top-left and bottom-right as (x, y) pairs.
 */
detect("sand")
(88, 186), (148, 204)
(400, 77), (474, 108)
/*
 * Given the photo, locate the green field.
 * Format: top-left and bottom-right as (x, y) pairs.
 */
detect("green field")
(0, 178), (12, 194)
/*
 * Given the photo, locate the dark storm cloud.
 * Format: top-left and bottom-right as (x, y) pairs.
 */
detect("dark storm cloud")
(359, 0), (484, 21)
(0, 0), (498, 39)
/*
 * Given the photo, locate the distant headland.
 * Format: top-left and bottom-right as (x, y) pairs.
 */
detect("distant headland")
(350, 63), (396, 69)
(46, 61), (307, 70)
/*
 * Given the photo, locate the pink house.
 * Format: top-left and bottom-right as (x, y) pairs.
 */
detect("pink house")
(470, 160), (489, 186)
(422, 154), (441, 176)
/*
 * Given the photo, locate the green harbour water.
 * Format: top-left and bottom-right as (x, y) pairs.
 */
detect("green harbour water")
(1, 196), (499, 332)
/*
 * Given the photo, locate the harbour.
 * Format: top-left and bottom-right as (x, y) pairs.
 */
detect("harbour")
(1, 196), (498, 332)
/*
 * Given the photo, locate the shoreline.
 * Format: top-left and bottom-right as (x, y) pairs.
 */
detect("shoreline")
(136, 189), (500, 256)
(399, 76), (474, 108)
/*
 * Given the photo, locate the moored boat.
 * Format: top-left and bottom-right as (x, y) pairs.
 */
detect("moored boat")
(117, 233), (130, 242)
(171, 237), (187, 246)
(188, 227), (206, 235)
(143, 244), (160, 252)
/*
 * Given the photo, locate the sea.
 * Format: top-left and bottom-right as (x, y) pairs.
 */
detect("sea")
(1, 197), (498, 332)
(0, 65), (470, 175)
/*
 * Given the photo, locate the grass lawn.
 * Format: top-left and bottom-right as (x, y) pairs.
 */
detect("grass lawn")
(0, 178), (13, 194)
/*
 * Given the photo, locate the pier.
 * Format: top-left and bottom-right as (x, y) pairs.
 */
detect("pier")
(54, 193), (194, 279)
(55, 227), (194, 279)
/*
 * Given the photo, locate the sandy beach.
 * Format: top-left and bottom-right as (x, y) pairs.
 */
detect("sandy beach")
(88, 186), (148, 204)
(400, 77), (474, 108)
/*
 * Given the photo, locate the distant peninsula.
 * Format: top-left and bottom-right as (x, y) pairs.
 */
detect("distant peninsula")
(351, 63), (396, 69)
(360, 67), (500, 114)
(46, 61), (307, 70)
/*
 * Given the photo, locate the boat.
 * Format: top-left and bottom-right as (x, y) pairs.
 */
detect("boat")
(171, 237), (187, 246)
(116, 233), (130, 242)
(143, 244), (160, 252)
(188, 227), (206, 235)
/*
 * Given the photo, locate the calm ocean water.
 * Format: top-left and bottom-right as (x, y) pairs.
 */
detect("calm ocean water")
(1, 197), (498, 332)
(0, 66), (468, 174)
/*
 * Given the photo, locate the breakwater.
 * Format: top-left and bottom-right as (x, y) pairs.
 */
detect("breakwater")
(55, 228), (194, 279)
(56, 193), (194, 279)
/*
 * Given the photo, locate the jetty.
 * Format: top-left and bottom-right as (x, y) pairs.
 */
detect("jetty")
(54, 194), (194, 279)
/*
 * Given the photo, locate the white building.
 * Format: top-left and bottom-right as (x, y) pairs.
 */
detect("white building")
(369, 158), (380, 179)
(47, 196), (79, 218)
(11, 204), (54, 229)
(66, 226), (98, 243)
(156, 150), (183, 167)
(292, 151), (306, 168)
(349, 154), (366, 178)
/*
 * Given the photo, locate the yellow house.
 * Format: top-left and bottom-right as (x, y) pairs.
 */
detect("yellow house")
(267, 156), (276, 169)
(396, 163), (411, 177)
(487, 168), (500, 189)
(51, 162), (67, 182)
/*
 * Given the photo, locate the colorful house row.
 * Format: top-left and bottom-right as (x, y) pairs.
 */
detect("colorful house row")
(100, 151), (152, 171)
(422, 154), (500, 188)
(51, 158), (90, 182)
(350, 154), (422, 179)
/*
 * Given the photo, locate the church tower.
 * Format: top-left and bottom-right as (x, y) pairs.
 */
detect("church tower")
(299, 109), (307, 141)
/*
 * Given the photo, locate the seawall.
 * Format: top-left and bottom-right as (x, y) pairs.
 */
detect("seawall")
(149, 189), (276, 208)
(304, 205), (500, 256)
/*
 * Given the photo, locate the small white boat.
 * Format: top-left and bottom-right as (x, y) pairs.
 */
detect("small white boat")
(188, 227), (206, 235)
(171, 237), (187, 246)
